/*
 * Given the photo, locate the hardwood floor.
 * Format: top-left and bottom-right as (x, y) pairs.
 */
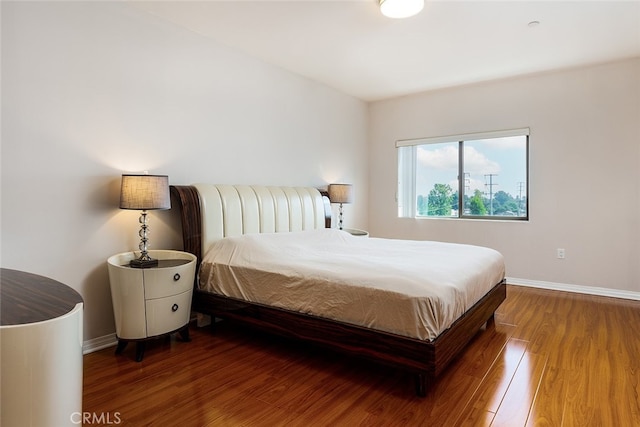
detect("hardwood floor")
(83, 285), (640, 426)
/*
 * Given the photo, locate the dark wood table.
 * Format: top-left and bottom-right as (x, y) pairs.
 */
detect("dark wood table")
(1, 268), (83, 325)
(1, 268), (84, 426)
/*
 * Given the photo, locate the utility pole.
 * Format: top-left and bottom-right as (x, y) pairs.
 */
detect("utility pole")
(484, 174), (498, 215)
(517, 181), (525, 216)
(463, 172), (470, 214)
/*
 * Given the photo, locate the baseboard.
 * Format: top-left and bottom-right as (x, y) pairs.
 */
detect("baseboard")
(507, 277), (640, 301)
(83, 333), (117, 355)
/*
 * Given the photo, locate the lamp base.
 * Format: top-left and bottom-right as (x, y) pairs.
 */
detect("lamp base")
(129, 257), (158, 269)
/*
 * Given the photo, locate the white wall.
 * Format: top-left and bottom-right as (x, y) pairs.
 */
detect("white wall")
(369, 58), (640, 295)
(1, 2), (368, 340)
(4, 3), (637, 345)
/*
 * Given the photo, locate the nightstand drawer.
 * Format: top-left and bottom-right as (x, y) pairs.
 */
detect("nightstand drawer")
(143, 264), (194, 300)
(145, 290), (192, 337)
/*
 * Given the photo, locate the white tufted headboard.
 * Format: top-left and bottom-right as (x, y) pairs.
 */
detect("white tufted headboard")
(191, 184), (329, 256)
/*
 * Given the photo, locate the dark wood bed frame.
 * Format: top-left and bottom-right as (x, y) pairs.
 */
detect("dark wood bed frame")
(170, 185), (506, 396)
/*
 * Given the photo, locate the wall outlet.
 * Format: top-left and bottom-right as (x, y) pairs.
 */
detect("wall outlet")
(557, 248), (565, 259)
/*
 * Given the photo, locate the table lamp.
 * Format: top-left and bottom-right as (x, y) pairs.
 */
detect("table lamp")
(119, 174), (171, 268)
(328, 183), (353, 230)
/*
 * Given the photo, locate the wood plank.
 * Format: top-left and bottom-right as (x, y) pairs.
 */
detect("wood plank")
(525, 366), (567, 427)
(455, 338), (528, 426)
(492, 351), (547, 426)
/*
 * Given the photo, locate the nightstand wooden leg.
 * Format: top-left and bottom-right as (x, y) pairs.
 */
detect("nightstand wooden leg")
(135, 342), (145, 362)
(414, 373), (428, 397)
(178, 326), (191, 342)
(115, 340), (128, 355)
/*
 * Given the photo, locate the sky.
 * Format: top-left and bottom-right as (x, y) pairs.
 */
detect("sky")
(415, 135), (527, 200)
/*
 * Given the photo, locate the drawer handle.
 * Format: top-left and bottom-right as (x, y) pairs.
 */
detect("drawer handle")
(173, 273), (181, 281)
(172, 304), (179, 312)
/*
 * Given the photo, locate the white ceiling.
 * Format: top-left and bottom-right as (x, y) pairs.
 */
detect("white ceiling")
(130, 0), (640, 101)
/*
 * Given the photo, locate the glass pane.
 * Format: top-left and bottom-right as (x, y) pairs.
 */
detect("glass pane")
(462, 135), (527, 218)
(415, 142), (459, 217)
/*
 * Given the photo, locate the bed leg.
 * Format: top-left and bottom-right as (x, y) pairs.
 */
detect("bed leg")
(414, 373), (428, 397)
(196, 313), (212, 328)
(487, 312), (496, 326)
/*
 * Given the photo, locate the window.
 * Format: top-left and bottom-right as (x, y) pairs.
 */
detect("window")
(397, 128), (529, 220)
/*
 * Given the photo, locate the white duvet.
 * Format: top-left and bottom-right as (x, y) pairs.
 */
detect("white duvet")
(199, 229), (505, 341)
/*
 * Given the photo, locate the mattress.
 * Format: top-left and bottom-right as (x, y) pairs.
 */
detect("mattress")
(198, 229), (505, 341)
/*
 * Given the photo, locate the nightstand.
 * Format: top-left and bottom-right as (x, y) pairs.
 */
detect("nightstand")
(107, 250), (196, 361)
(343, 228), (369, 237)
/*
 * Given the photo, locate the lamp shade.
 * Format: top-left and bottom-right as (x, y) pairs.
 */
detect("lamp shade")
(119, 174), (171, 210)
(328, 184), (353, 204)
(380, 0), (424, 19)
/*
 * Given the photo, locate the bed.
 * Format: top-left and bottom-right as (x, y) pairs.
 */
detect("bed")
(171, 184), (506, 396)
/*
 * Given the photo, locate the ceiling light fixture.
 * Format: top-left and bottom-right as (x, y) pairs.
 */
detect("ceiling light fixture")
(380, 0), (424, 19)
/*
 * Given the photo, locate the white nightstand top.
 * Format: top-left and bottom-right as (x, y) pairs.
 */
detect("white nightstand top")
(342, 228), (369, 237)
(108, 250), (196, 269)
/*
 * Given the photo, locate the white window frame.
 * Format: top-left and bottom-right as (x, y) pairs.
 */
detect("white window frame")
(397, 128), (529, 220)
